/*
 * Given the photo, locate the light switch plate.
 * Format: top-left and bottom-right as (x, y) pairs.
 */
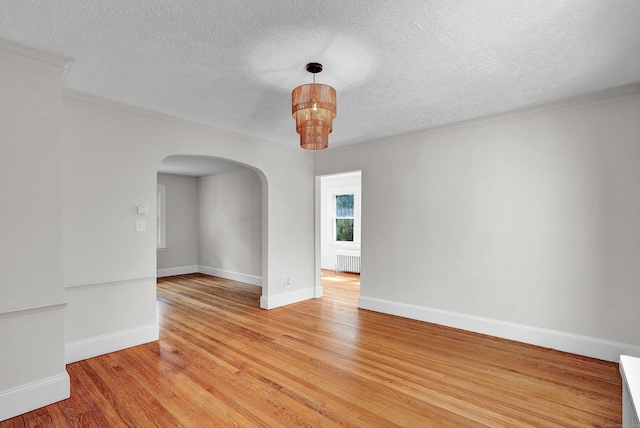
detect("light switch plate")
(136, 219), (146, 232)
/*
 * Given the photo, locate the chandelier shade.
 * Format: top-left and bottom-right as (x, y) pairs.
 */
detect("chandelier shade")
(292, 64), (336, 150)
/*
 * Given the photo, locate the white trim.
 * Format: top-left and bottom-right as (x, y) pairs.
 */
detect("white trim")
(0, 301), (67, 319)
(0, 36), (74, 77)
(260, 288), (315, 310)
(0, 372), (70, 422)
(333, 192), (355, 243)
(62, 89), (304, 155)
(198, 266), (262, 287)
(65, 276), (157, 290)
(620, 356), (640, 426)
(65, 323), (159, 364)
(157, 265), (199, 278)
(314, 286), (324, 298)
(358, 296), (640, 362)
(156, 184), (166, 249)
(315, 83), (640, 156)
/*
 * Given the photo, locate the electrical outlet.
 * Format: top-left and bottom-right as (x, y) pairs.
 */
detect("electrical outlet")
(211, 259), (215, 267)
(285, 278), (291, 289)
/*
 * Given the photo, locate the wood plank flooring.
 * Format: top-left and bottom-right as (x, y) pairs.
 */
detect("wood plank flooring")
(2, 270), (622, 427)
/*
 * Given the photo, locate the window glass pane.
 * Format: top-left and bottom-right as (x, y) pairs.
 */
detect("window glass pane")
(336, 219), (354, 241)
(336, 194), (354, 217)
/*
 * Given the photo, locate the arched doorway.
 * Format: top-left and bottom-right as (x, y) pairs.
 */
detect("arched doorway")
(156, 155), (266, 304)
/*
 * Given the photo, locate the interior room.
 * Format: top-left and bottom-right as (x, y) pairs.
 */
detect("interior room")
(1, 1), (639, 425)
(156, 156), (263, 286)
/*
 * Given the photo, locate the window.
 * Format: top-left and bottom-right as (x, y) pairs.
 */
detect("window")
(157, 185), (166, 249)
(335, 194), (354, 242)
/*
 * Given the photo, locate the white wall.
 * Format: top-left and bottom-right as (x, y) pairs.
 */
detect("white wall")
(156, 173), (199, 275)
(320, 172), (361, 270)
(198, 169), (262, 282)
(156, 169), (263, 285)
(0, 39), (71, 420)
(314, 85), (640, 361)
(61, 85), (316, 364)
(4, 35), (637, 423)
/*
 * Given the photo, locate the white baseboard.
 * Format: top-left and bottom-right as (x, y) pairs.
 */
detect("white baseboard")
(358, 296), (640, 363)
(260, 288), (315, 310)
(198, 266), (262, 287)
(65, 323), (159, 364)
(157, 265), (263, 287)
(157, 265), (198, 278)
(0, 372), (70, 422)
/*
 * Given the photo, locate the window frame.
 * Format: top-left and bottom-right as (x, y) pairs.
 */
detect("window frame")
(333, 193), (355, 242)
(329, 186), (360, 245)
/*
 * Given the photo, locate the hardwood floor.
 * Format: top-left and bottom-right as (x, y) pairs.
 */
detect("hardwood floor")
(2, 270), (622, 427)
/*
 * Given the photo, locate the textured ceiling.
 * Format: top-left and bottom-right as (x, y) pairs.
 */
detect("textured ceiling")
(1, 0), (640, 150)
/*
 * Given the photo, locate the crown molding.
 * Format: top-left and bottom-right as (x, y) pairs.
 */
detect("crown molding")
(0, 36), (74, 79)
(316, 83), (640, 158)
(61, 89), (306, 156)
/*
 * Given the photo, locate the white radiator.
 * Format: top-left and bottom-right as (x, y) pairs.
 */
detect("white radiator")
(621, 356), (640, 428)
(336, 250), (361, 274)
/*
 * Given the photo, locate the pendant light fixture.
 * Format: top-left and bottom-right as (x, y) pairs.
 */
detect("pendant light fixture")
(292, 63), (336, 150)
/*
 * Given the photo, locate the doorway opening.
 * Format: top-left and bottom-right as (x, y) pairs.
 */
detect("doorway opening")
(156, 155), (266, 307)
(316, 171), (362, 300)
